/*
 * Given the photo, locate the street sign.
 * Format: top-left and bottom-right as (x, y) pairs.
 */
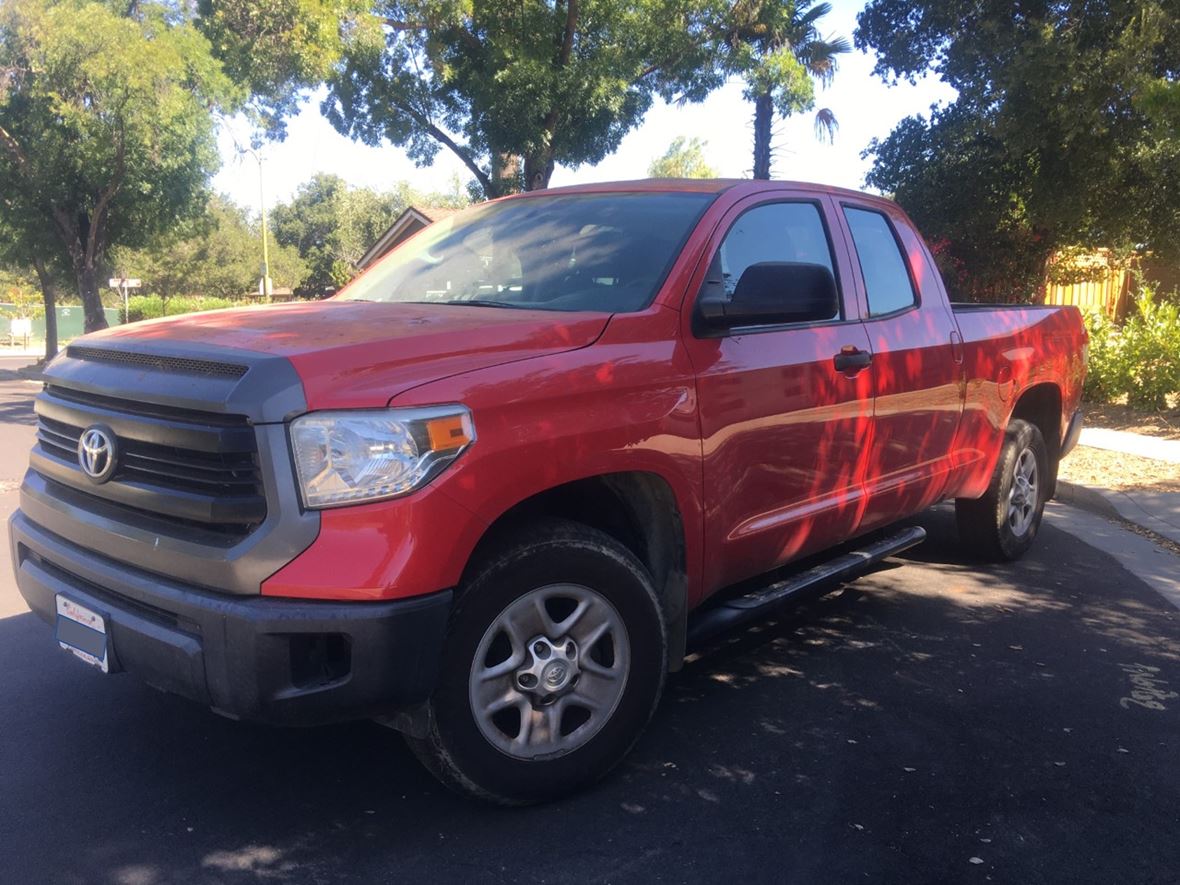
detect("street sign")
(109, 278), (143, 325)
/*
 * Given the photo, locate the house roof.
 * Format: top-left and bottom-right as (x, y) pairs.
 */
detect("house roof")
(357, 205), (462, 270)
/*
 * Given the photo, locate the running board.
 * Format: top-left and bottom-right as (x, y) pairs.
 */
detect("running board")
(686, 525), (927, 649)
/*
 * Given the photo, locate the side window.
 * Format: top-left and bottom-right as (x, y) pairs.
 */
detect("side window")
(712, 202), (839, 321)
(843, 207), (918, 316)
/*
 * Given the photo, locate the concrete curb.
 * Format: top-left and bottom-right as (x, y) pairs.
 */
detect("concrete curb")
(0, 366), (44, 383)
(1055, 480), (1122, 520)
(1056, 479), (1180, 546)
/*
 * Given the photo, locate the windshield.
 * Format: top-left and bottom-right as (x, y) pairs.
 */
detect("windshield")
(339, 191), (715, 313)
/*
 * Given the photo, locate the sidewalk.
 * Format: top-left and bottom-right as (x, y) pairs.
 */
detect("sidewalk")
(1059, 428), (1180, 545)
(1078, 427), (1180, 464)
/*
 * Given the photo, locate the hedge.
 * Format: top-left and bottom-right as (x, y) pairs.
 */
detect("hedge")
(125, 295), (238, 323)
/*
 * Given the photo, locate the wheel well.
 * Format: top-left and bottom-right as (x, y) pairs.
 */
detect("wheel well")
(466, 473), (689, 670)
(1011, 383), (1063, 493)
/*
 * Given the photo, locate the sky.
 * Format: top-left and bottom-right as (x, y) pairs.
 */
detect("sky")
(212, 0), (956, 212)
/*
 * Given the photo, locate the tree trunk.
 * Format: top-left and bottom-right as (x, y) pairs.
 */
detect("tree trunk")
(490, 153), (522, 197)
(31, 258), (59, 361)
(523, 150), (555, 191)
(753, 92), (774, 180)
(76, 262), (109, 333)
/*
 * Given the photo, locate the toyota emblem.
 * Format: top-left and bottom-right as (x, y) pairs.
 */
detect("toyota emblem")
(77, 426), (117, 483)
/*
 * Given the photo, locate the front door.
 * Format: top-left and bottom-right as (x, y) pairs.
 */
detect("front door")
(682, 195), (875, 596)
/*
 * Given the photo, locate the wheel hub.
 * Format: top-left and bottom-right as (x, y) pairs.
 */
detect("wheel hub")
(516, 636), (579, 702)
(469, 583), (631, 760)
(1007, 446), (1039, 536)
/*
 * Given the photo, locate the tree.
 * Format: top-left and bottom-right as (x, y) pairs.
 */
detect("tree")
(323, 1), (732, 198)
(857, 0), (1180, 302)
(0, 198), (66, 359)
(270, 174), (469, 295)
(0, 1), (236, 332)
(270, 175), (408, 296)
(111, 196), (307, 302)
(648, 137), (718, 178)
(728, 1), (849, 180)
(195, 0), (368, 139)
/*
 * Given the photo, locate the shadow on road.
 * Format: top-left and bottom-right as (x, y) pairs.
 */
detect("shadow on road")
(1, 508), (1179, 884)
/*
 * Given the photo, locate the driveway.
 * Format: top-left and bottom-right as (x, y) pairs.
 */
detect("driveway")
(0, 370), (1177, 884)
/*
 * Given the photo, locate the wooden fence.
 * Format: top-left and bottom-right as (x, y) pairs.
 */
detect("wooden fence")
(1041, 249), (1134, 318)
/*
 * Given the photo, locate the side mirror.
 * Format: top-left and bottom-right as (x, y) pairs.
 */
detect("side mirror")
(698, 262), (839, 329)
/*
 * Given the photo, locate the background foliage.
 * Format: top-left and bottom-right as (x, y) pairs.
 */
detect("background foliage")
(0, 0), (237, 330)
(1084, 287), (1180, 410)
(111, 197), (306, 302)
(858, 0), (1180, 303)
(270, 173), (467, 295)
(648, 137), (717, 179)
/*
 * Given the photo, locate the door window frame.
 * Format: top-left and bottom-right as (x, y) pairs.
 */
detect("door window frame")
(690, 197), (860, 338)
(838, 201), (923, 321)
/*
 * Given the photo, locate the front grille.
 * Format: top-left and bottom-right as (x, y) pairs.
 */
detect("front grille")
(38, 416), (260, 497)
(32, 387), (266, 536)
(66, 345), (248, 379)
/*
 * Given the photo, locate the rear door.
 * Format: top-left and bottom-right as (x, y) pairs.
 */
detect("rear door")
(681, 193), (875, 595)
(836, 201), (963, 531)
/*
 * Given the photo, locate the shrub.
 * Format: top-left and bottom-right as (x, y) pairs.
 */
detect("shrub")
(1083, 287), (1180, 410)
(126, 295), (237, 323)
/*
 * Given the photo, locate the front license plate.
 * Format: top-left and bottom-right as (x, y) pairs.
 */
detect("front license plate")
(55, 596), (110, 673)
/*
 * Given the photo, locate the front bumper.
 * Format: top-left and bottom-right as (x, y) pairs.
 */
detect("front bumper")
(11, 511), (452, 726)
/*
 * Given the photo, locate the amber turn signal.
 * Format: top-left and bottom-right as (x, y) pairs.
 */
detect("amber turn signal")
(426, 414), (473, 451)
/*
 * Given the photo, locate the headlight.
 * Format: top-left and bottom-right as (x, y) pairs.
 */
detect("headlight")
(289, 406), (475, 509)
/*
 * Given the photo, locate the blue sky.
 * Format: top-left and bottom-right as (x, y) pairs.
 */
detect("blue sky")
(213, 0), (955, 211)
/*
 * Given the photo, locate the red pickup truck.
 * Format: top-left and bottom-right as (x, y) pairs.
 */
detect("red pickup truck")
(11, 179), (1085, 803)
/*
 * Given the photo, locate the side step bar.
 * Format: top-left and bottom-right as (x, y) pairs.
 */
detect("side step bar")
(686, 525), (927, 649)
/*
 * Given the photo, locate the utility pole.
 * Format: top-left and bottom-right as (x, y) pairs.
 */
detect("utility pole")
(242, 145), (272, 298)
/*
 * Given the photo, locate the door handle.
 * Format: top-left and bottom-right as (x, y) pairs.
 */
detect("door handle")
(833, 346), (872, 374)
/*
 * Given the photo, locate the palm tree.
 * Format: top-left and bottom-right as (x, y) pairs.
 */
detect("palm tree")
(732, 1), (850, 180)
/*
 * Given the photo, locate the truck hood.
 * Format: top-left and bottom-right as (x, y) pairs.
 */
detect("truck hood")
(87, 300), (610, 410)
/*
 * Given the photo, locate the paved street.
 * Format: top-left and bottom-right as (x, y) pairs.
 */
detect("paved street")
(0, 370), (1178, 884)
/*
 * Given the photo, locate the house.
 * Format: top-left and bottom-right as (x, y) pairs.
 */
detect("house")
(356, 205), (461, 272)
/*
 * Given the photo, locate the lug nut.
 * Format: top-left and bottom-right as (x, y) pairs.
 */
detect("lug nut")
(518, 673), (537, 688)
(533, 641), (550, 659)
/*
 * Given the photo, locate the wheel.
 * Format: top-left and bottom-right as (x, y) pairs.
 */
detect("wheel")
(956, 418), (1049, 561)
(406, 519), (667, 804)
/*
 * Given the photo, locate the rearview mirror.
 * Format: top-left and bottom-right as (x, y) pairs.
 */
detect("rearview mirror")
(698, 262), (838, 330)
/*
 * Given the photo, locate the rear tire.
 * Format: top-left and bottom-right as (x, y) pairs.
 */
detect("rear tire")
(406, 519), (667, 805)
(955, 418), (1049, 561)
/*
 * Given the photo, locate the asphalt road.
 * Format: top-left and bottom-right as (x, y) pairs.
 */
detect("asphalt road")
(0, 369), (1178, 884)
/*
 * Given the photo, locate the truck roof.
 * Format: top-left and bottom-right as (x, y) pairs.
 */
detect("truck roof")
(512, 177), (898, 211)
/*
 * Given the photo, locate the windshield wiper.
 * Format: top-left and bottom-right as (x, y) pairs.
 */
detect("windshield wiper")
(445, 299), (523, 309)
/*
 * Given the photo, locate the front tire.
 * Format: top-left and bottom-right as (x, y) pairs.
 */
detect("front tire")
(406, 519), (667, 804)
(955, 418), (1049, 561)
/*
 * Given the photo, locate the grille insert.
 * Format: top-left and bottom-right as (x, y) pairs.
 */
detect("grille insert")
(33, 388), (266, 535)
(38, 416), (260, 498)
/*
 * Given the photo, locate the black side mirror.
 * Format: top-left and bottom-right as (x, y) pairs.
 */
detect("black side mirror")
(698, 262), (838, 329)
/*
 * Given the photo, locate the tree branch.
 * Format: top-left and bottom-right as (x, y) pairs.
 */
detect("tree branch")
(421, 119), (492, 195)
(86, 123), (126, 263)
(0, 122), (30, 174)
